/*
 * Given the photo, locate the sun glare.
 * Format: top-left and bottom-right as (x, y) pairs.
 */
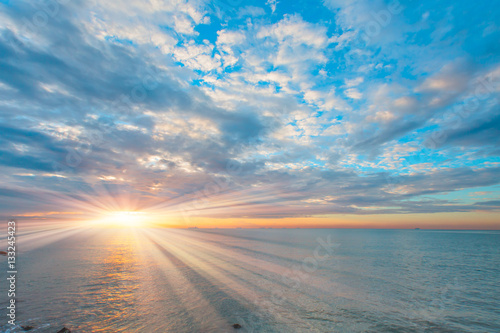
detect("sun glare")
(101, 211), (146, 227)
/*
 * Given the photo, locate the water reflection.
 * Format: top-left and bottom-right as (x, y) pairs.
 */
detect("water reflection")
(0, 228), (498, 332)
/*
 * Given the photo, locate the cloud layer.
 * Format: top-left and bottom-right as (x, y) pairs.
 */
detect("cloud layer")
(0, 0), (499, 224)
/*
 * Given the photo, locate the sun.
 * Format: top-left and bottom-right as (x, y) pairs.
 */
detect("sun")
(101, 211), (147, 227)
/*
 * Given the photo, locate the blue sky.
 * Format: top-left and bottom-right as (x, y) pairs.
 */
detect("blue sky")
(0, 0), (499, 226)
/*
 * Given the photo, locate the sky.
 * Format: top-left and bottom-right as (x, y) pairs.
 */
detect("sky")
(0, 0), (499, 229)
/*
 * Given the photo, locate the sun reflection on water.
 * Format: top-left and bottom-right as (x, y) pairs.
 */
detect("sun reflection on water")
(76, 230), (144, 332)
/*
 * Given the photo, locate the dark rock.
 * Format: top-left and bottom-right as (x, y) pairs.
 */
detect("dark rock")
(232, 323), (242, 329)
(56, 328), (71, 333)
(21, 326), (34, 331)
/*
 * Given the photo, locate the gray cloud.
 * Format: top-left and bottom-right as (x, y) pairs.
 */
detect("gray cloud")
(0, 0), (499, 222)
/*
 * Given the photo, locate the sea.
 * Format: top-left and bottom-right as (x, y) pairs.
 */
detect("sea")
(1, 227), (499, 332)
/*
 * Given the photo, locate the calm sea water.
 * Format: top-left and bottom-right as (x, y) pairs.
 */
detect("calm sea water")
(1, 227), (499, 332)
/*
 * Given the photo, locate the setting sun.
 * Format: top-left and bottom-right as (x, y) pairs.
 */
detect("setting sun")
(101, 211), (147, 227)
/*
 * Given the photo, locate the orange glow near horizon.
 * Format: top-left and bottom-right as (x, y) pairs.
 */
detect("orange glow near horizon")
(78, 211), (499, 230)
(11, 209), (500, 230)
(5, 179), (499, 230)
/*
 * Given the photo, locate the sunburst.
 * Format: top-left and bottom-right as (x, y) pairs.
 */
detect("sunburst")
(100, 211), (148, 227)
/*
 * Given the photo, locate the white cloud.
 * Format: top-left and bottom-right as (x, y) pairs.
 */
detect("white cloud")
(238, 6), (266, 18)
(173, 42), (221, 71)
(217, 30), (245, 45)
(173, 14), (197, 35)
(344, 88), (362, 99)
(266, 0), (278, 13)
(257, 14), (329, 48)
(417, 61), (470, 93)
(345, 77), (364, 87)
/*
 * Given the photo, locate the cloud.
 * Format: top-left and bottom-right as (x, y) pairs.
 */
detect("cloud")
(344, 88), (362, 99)
(0, 0), (499, 223)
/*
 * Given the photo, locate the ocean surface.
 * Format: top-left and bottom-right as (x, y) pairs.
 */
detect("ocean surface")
(1, 227), (499, 332)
